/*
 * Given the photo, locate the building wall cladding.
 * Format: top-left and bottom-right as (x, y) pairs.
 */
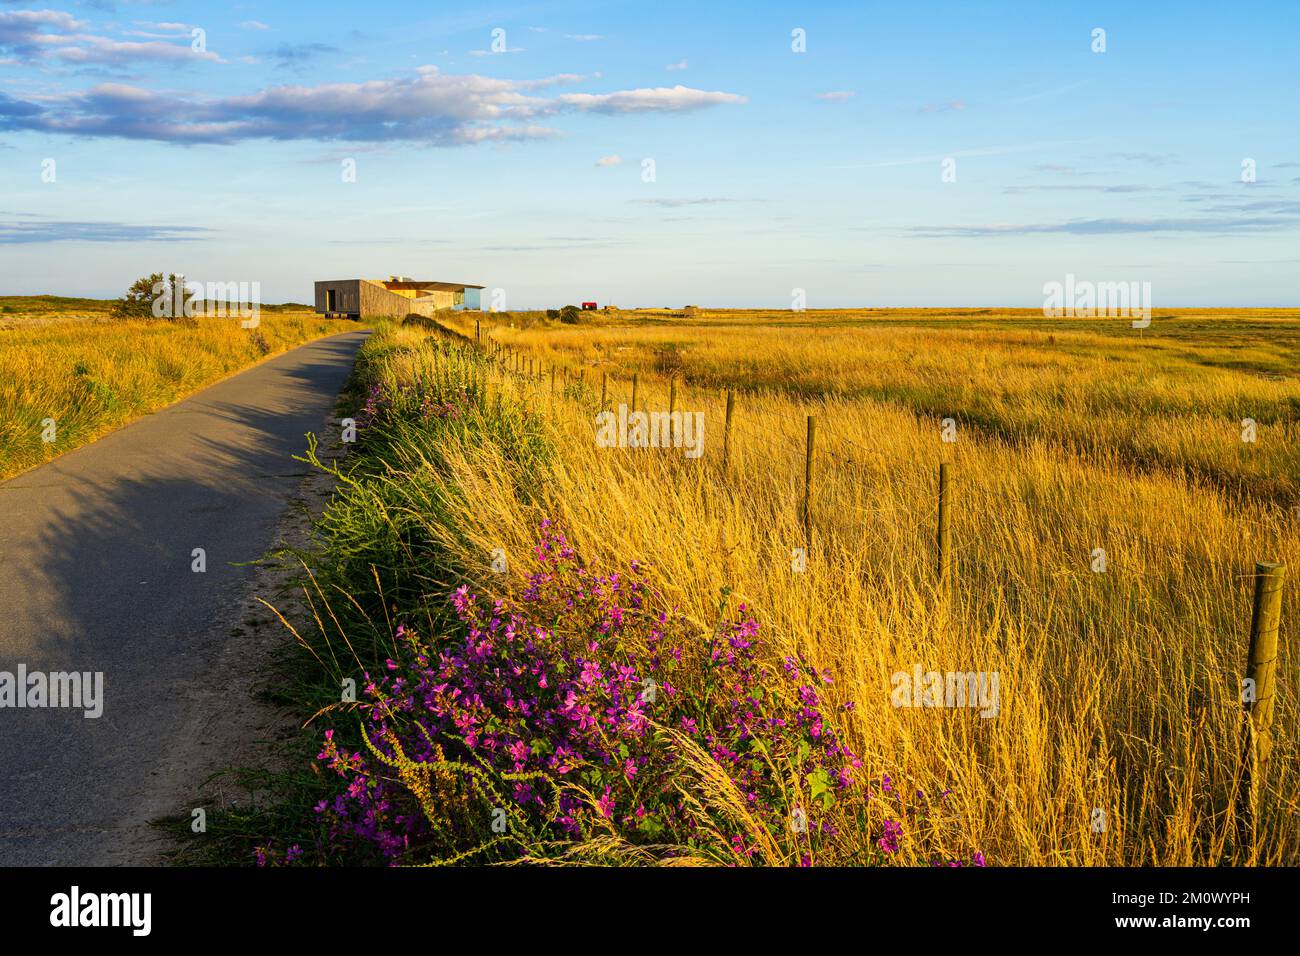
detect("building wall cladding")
(315, 280), (469, 317)
(358, 280), (417, 316)
(314, 279), (362, 314)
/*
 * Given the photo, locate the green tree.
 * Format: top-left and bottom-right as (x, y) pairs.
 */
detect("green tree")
(114, 273), (186, 320)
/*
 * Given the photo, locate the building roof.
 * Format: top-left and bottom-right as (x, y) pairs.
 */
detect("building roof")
(370, 279), (485, 291)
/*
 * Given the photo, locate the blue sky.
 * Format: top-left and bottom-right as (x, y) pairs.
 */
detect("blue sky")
(1, 0), (1297, 306)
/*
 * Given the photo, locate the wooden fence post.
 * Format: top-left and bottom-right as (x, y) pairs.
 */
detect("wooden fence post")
(669, 376), (677, 443)
(723, 391), (735, 465)
(1240, 561), (1287, 849)
(937, 463), (952, 584)
(803, 415), (816, 550)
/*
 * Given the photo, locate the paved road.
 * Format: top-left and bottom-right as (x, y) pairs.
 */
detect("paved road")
(0, 330), (368, 866)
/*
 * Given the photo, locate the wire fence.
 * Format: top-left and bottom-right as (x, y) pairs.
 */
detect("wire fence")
(439, 317), (1293, 843)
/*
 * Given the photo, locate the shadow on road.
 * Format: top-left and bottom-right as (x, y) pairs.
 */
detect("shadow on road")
(0, 331), (366, 865)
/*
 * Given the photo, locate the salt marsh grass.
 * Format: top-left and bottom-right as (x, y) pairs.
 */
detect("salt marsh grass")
(364, 308), (1298, 864)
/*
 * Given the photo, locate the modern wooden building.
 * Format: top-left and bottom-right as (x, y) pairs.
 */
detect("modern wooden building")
(314, 276), (484, 319)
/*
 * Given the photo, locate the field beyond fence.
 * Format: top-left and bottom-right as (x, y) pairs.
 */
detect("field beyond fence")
(416, 308), (1297, 865)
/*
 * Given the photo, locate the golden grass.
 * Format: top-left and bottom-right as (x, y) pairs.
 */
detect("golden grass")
(0, 309), (344, 481)
(413, 310), (1298, 864)
(455, 308), (1300, 502)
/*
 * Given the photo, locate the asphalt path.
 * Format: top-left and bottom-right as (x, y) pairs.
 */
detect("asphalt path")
(0, 329), (368, 865)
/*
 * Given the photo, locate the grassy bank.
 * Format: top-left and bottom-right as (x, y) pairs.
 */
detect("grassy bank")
(187, 311), (1294, 866)
(0, 309), (345, 481)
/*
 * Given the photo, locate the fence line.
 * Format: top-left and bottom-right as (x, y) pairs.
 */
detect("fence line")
(450, 320), (1294, 842)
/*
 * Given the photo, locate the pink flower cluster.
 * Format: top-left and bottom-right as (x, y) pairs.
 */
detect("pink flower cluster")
(264, 522), (983, 867)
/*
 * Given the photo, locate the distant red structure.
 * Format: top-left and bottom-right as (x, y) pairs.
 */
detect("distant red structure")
(581, 301), (598, 310)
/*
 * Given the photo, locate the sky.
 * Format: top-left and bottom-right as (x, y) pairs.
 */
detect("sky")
(1, 0), (1297, 307)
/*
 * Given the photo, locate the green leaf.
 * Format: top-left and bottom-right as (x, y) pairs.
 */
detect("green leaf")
(807, 768), (837, 810)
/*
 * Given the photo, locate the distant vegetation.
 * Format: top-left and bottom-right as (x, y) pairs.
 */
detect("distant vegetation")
(0, 293), (322, 324)
(0, 294), (115, 316)
(0, 302), (339, 481)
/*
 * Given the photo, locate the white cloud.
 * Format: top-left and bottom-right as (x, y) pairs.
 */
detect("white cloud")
(817, 91), (855, 101)
(1, 68), (746, 144)
(53, 36), (225, 65)
(0, 10), (224, 65)
(665, 59), (687, 71)
(241, 21), (271, 31)
(557, 85), (746, 114)
(131, 21), (191, 34)
(0, 9), (85, 41)
(596, 154), (622, 166)
(123, 21), (195, 39)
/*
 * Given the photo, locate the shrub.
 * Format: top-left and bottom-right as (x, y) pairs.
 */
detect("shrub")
(559, 304), (580, 324)
(113, 273), (187, 321)
(401, 313), (441, 331)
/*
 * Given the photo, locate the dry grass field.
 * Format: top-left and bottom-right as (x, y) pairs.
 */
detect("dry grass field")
(0, 298), (339, 481)
(346, 307), (1298, 865)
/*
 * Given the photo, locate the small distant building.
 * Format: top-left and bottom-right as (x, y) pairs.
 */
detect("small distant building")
(314, 276), (485, 319)
(581, 301), (598, 310)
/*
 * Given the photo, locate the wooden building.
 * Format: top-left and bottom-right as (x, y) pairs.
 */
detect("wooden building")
(314, 276), (484, 319)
